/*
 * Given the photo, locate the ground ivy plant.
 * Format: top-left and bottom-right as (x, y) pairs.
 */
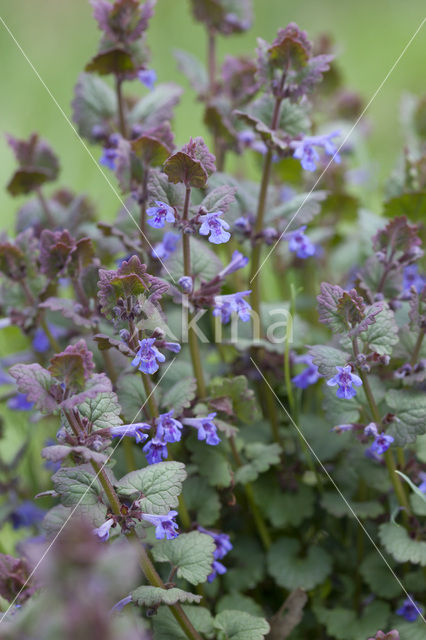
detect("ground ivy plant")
(0, 1), (425, 639)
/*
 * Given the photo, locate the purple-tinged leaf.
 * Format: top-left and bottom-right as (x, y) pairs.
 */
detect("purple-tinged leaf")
(49, 340), (95, 391)
(9, 363), (57, 413)
(373, 216), (422, 266)
(0, 554), (34, 603)
(93, 333), (135, 358)
(268, 23), (312, 70)
(163, 151), (208, 188)
(39, 298), (93, 329)
(6, 133), (60, 196)
(91, 0), (155, 43)
(60, 373), (113, 411)
(317, 282), (347, 333)
(41, 444), (108, 465)
(39, 229), (76, 278)
(189, 0), (252, 35)
(408, 285), (426, 329)
(72, 73), (117, 140)
(85, 47), (135, 75)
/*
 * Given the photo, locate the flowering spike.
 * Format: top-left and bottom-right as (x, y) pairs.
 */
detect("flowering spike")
(218, 250), (249, 278)
(109, 423), (150, 444)
(213, 291), (252, 324)
(142, 437), (168, 464)
(286, 225), (316, 259)
(155, 411), (183, 443)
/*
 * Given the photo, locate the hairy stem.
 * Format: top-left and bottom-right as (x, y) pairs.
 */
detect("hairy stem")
(141, 371), (159, 418)
(229, 436), (271, 550)
(352, 338), (410, 518)
(139, 167), (150, 252)
(410, 329), (425, 367)
(182, 185), (206, 397)
(115, 75), (127, 138)
(90, 458), (202, 640)
(36, 187), (55, 227)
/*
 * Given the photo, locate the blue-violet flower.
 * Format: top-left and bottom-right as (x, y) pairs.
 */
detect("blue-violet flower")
(199, 211), (231, 244)
(327, 365), (363, 399)
(141, 510), (179, 539)
(146, 201), (175, 229)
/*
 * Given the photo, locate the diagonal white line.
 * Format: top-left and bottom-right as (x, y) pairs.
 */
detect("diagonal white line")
(0, 359), (176, 625)
(250, 16), (426, 284)
(0, 15), (176, 283)
(250, 356), (426, 624)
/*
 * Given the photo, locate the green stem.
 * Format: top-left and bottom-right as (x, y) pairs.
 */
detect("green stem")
(89, 458), (202, 640)
(139, 168), (150, 252)
(115, 75), (127, 138)
(39, 316), (61, 353)
(141, 371), (159, 418)
(229, 436), (271, 550)
(410, 329), (425, 367)
(352, 338), (411, 518)
(36, 187), (55, 227)
(182, 186), (206, 397)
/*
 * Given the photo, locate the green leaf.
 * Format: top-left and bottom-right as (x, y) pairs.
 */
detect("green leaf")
(379, 522), (426, 566)
(42, 502), (107, 536)
(9, 363), (56, 413)
(396, 470), (426, 505)
(174, 49), (208, 92)
(320, 492), (384, 519)
(379, 522), (426, 567)
(78, 391), (122, 430)
(308, 345), (350, 379)
(51, 466), (102, 506)
(224, 537), (265, 591)
(163, 151), (207, 188)
(129, 83), (183, 129)
(132, 585), (202, 607)
(216, 593), (264, 617)
(72, 72), (117, 139)
(189, 441), (232, 488)
(266, 190), (326, 225)
(384, 191), (426, 222)
(166, 236), (222, 284)
(161, 378), (197, 415)
(386, 389), (426, 445)
(394, 619), (426, 640)
(360, 552), (401, 598)
(314, 601), (390, 640)
(199, 185), (236, 214)
(360, 303), (398, 355)
(214, 610), (270, 640)
(152, 531), (215, 585)
(209, 375), (261, 424)
(116, 461), (186, 514)
(411, 492), (426, 516)
(267, 538), (332, 590)
(235, 443), (281, 484)
(153, 605), (215, 640)
(182, 476), (221, 526)
(254, 483), (315, 528)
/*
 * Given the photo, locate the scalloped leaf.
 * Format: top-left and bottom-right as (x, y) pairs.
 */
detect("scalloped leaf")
(78, 391), (123, 430)
(214, 610), (270, 640)
(72, 72), (117, 139)
(152, 531), (215, 585)
(360, 552), (401, 599)
(314, 601), (390, 640)
(267, 537), (332, 590)
(235, 443), (281, 484)
(161, 377), (197, 415)
(385, 389), (426, 445)
(116, 461), (187, 514)
(379, 522), (426, 566)
(152, 605), (215, 640)
(132, 585), (202, 607)
(360, 303), (398, 355)
(51, 466), (103, 506)
(9, 363), (56, 413)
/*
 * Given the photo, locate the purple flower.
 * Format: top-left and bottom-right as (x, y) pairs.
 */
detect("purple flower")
(152, 232), (180, 260)
(327, 365), (363, 399)
(9, 501), (45, 529)
(234, 216), (251, 233)
(131, 338), (166, 374)
(138, 69), (157, 90)
(182, 414), (220, 445)
(403, 264), (425, 293)
(417, 471), (426, 493)
(396, 597), (423, 622)
(178, 276), (193, 293)
(292, 355), (320, 389)
(163, 341), (181, 354)
(292, 131), (341, 172)
(213, 291), (252, 324)
(109, 422), (150, 444)
(199, 211), (231, 244)
(100, 147), (118, 170)
(198, 527), (232, 582)
(111, 594), (133, 612)
(93, 518), (115, 541)
(364, 422), (379, 437)
(156, 411), (183, 443)
(208, 560), (227, 582)
(32, 324), (64, 353)
(147, 201), (175, 229)
(143, 437), (168, 464)
(7, 393), (34, 411)
(237, 129), (255, 147)
(369, 433), (394, 455)
(218, 250), (249, 278)
(286, 225), (316, 259)
(332, 424), (355, 433)
(141, 510), (179, 539)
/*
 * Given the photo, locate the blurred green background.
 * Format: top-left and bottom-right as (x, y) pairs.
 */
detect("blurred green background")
(0, 0), (425, 551)
(0, 0), (425, 234)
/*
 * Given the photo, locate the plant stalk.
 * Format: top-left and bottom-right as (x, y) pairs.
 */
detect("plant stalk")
(115, 75), (127, 138)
